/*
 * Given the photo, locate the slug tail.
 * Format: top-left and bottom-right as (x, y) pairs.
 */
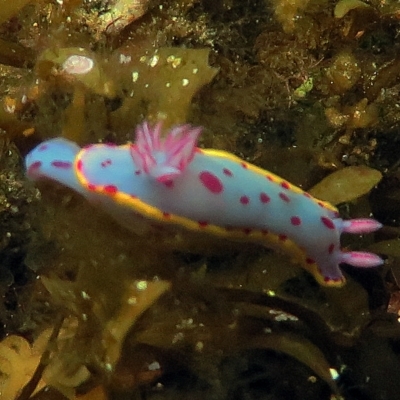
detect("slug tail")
(25, 138), (83, 194)
(303, 259), (346, 287)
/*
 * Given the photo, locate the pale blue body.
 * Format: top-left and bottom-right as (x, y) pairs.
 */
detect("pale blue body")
(25, 138), (84, 195)
(25, 138), (346, 282)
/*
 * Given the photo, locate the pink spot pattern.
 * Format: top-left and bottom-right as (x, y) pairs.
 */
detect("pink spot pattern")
(104, 185), (118, 195)
(101, 159), (112, 167)
(290, 216), (301, 226)
(199, 171), (223, 194)
(223, 168), (233, 177)
(321, 216), (335, 230)
(27, 161), (42, 176)
(29, 161), (42, 170)
(240, 195), (250, 205)
(51, 161), (72, 169)
(76, 160), (83, 172)
(279, 192), (290, 202)
(281, 182), (290, 190)
(260, 192), (270, 203)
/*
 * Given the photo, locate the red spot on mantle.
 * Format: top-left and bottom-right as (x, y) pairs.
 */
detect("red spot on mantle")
(198, 221), (209, 228)
(51, 160), (72, 169)
(223, 168), (233, 177)
(328, 243), (335, 254)
(260, 192), (270, 203)
(104, 185), (118, 195)
(164, 180), (174, 188)
(28, 161), (42, 175)
(29, 161), (42, 170)
(240, 195), (250, 205)
(290, 216), (301, 226)
(321, 216), (335, 230)
(199, 171), (223, 194)
(101, 159), (112, 167)
(279, 192), (290, 202)
(281, 181), (290, 189)
(76, 160), (83, 172)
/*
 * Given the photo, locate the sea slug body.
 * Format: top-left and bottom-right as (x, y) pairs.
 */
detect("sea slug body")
(25, 122), (384, 287)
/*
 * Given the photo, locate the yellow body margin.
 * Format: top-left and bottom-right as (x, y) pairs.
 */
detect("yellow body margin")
(74, 146), (343, 287)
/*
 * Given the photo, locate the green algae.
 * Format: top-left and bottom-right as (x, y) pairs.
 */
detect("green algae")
(0, 0), (399, 399)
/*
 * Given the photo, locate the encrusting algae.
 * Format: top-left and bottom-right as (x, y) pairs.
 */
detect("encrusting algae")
(0, 0), (400, 399)
(0, 280), (170, 399)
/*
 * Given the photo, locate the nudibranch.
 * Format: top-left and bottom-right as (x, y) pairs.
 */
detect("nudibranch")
(25, 122), (383, 287)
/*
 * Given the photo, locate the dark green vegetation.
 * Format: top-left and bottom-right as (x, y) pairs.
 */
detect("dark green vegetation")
(0, 0), (400, 399)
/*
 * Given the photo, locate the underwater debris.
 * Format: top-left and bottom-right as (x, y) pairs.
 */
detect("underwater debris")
(37, 47), (115, 99)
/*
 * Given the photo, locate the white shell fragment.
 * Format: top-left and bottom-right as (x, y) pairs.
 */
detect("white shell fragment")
(62, 55), (94, 75)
